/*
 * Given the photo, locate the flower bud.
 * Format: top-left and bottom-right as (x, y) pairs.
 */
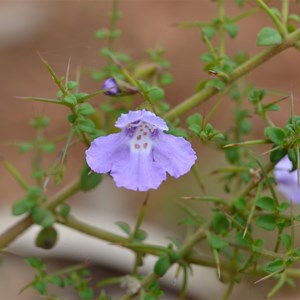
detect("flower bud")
(102, 77), (138, 97)
(102, 78), (120, 96)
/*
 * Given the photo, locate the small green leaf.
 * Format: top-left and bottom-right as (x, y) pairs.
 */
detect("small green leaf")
(100, 47), (111, 57)
(147, 87), (165, 101)
(280, 233), (292, 250)
(207, 233), (228, 250)
(115, 221), (131, 235)
(78, 287), (94, 300)
(188, 124), (201, 134)
(224, 23), (238, 38)
(270, 147), (286, 164)
(160, 72), (173, 85)
(200, 53), (214, 63)
(80, 163), (102, 191)
(110, 29), (121, 38)
(252, 239), (264, 252)
(205, 79), (226, 92)
(288, 148), (297, 170)
(235, 0), (246, 6)
(212, 212), (230, 235)
(135, 229), (148, 242)
(202, 26), (216, 39)
(67, 81), (78, 90)
(289, 14), (300, 23)
(277, 202), (290, 212)
(33, 279), (47, 295)
(39, 142), (55, 153)
(59, 204), (71, 219)
(76, 118), (96, 134)
(235, 231), (251, 247)
(256, 27), (282, 46)
(32, 207), (55, 228)
(248, 89), (266, 103)
(186, 113), (202, 126)
(25, 257), (44, 269)
(19, 142), (33, 153)
(78, 103), (96, 116)
(115, 52), (131, 62)
(264, 127), (285, 144)
(154, 255), (171, 276)
(49, 275), (65, 288)
(255, 215), (277, 231)
(264, 258), (284, 273)
(30, 116), (50, 129)
(63, 94), (77, 105)
(94, 29), (109, 39)
(256, 196), (275, 211)
(12, 199), (31, 216)
(233, 197), (246, 211)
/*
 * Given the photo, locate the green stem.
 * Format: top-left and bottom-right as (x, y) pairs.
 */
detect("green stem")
(59, 214), (128, 244)
(182, 195), (227, 205)
(255, 0), (286, 37)
(231, 7), (259, 23)
(164, 29), (300, 121)
(281, 0), (289, 35)
(131, 195), (149, 240)
(191, 165), (205, 193)
(267, 272), (286, 298)
(202, 34), (218, 60)
(222, 277), (235, 300)
(0, 215), (32, 251)
(130, 193), (149, 275)
(224, 139), (271, 148)
(46, 178), (81, 210)
(1, 158), (29, 191)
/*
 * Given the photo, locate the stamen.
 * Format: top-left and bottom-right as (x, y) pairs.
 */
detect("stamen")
(134, 144), (140, 149)
(143, 143), (148, 149)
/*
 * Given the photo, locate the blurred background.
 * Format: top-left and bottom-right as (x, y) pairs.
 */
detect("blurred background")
(1, 1), (300, 299)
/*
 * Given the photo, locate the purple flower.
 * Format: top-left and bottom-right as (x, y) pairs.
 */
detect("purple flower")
(274, 155), (300, 202)
(86, 110), (197, 191)
(102, 78), (120, 96)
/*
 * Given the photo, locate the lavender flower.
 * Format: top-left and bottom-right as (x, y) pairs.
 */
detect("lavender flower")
(102, 78), (120, 96)
(274, 155), (300, 202)
(86, 109), (197, 191)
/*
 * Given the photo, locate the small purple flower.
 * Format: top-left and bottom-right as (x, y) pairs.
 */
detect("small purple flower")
(102, 78), (120, 96)
(86, 110), (197, 191)
(274, 155), (300, 202)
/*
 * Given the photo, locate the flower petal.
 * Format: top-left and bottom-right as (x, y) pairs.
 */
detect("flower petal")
(274, 155), (297, 185)
(153, 133), (197, 178)
(111, 152), (166, 191)
(86, 133), (128, 173)
(115, 110), (145, 128)
(276, 184), (300, 203)
(115, 109), (168, 131)
(274, 155), (300, 202)
(142, 113), (168, 131)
